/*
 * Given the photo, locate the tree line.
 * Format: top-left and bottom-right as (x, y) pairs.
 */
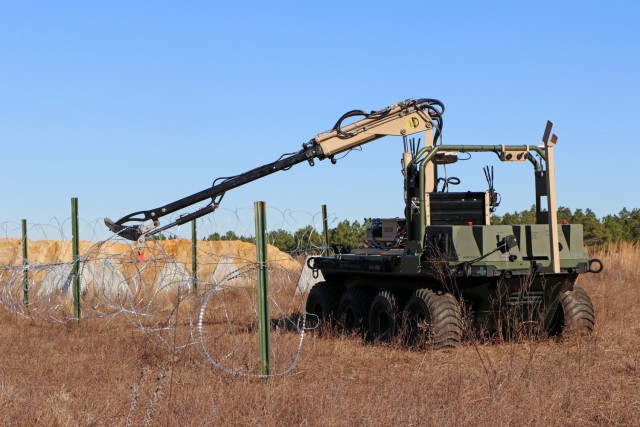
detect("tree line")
(492, 206), (640, 247)
(204, 220), (370, 254)
(160, 206), (639, 252)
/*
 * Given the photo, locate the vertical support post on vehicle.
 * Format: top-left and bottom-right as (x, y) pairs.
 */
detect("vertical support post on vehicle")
(254, 201), (271, 376)
(543, 122), (560, 273)
(71, 197), (81, 320)
(416, 146), (440, 248)
(21, 219), (29, 306)
(191, 219), (198, 293)
(322, 204), (329, 256)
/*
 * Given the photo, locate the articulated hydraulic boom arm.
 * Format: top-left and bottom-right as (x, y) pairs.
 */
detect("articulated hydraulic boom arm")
(105, 98), (444, 241)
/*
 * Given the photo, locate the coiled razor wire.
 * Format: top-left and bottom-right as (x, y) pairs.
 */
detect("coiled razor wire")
(194, 264), (308, 377)
(0, 212), (330, 377)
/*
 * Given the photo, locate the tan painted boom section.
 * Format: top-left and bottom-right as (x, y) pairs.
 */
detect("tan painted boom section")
(314, 104), (434, 158)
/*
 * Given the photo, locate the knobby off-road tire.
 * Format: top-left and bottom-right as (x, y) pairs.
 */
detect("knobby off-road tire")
(305, 281), (345, 328)
(558, 285), (595, 336)
(368, 290), (401, 341)
(404, 289), (463, 350)
(338, 286), (375, 334)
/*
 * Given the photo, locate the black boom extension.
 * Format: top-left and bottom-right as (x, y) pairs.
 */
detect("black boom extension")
(105, 146), (320, 241)
(104, 98), (445, 241)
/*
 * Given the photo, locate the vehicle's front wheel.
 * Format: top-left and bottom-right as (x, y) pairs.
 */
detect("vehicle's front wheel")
(305, 281), (344, 328)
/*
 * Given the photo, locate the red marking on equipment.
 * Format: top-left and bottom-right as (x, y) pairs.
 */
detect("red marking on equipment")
(467, 222), (473, 226)
(138, 250), (145, 263)
(562, 219), (568, 224)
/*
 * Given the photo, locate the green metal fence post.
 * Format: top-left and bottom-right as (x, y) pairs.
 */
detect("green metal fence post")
(254, 201), (271, 376)
(71, 197), (81, 321)
(21, 219), (29, 306)
(191, 219), (198, 293)
(321, 204), (329, 256)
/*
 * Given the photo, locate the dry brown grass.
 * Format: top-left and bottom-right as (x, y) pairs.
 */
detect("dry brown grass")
(0, 244), (639, 426)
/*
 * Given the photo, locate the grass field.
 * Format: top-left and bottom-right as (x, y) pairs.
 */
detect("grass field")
(0, 244), (638, 426)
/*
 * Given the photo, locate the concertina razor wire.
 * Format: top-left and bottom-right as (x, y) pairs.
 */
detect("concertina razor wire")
(0, 205), (340, 377)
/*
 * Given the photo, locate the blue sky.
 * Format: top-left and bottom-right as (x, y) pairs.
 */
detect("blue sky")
(1, 1), (638, 239)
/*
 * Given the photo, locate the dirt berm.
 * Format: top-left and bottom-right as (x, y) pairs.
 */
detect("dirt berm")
(0, 238), (300, 281)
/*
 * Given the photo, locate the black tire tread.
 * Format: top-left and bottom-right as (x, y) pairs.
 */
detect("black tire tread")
(408, 289), (463, 349)
(305, 281), (345, 323)
(559, 285), (595, 335)
(338, 286), (375, 332)
(368, 290), (400, 341)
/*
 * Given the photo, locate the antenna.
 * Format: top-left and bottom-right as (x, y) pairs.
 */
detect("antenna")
(484, 165), (500, 211)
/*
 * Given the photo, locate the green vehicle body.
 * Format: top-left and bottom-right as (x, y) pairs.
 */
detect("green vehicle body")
(306, 139), (601, 344)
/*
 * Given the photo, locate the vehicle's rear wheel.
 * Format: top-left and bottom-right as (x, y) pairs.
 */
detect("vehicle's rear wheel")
(369, 290), (401, 341)
(338, 286), (375, 334)
(404, 289), (463, 349)
(552, 285), (595, 336)
(305, 281), (344, 328)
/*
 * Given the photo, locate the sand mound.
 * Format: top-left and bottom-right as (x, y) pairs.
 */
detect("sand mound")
(0, 238), (299, 269)
(0, 238), (302, 297)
